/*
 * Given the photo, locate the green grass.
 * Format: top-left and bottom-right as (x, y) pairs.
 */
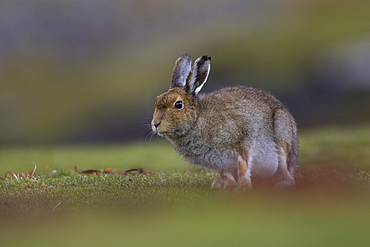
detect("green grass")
(1, 125), (370, 247)
(0, 141), (190, 174)
(300, 125), (370, 171)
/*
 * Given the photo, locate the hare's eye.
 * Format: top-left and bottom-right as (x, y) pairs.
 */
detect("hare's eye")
(174, 100), (183, 109)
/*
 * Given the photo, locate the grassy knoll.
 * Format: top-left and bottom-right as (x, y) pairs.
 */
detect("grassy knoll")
(1, 125), (370, 247)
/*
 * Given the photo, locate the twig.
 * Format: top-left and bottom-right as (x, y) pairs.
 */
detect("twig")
(53, 201), (62, 211)
(31, 160), (37, 177)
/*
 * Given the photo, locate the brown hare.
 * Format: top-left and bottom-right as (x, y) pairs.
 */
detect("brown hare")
(151, 54), (298, 190)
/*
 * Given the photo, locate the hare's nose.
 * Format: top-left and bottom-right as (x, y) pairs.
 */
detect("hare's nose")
(152, 121), (161, 129)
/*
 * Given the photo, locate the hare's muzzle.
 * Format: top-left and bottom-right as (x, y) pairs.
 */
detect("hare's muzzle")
(151, 120), (161, 134)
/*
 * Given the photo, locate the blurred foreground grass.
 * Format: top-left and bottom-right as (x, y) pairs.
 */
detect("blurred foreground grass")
(1, 125), (370, 247)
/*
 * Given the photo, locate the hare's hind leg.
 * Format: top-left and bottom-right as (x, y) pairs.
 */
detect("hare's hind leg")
(211, 155), (252, 190)
(273, 108), (298, 189)
(275, 146), (295, 189)
(211, 171), (237, 189)
(237, 155), (252, 191)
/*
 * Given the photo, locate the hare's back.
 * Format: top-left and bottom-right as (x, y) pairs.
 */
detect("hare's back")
(199, 86), (287, 124)
(198, 86), (295, 177)
(197, 86), (295, 149)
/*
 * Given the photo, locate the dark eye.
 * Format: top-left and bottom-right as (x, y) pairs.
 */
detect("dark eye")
(174, 100), (183, 109)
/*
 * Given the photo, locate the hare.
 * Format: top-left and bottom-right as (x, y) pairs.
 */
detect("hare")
(151, 54), (298, 190)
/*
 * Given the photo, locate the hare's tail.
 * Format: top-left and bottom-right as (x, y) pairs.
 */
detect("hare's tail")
(287, 135), (299, 176)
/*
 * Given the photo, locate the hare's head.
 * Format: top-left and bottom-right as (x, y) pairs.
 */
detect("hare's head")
(151, 54), (211, 138)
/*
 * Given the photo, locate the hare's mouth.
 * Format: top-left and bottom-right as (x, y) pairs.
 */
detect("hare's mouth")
(152, 124), (184, 138)
(152, 126), (174, 137)
(152, 128), (168, 137)
(156, 130), (180, 138)
(156, 131), (165, 137)
(157, 131), (172, 137)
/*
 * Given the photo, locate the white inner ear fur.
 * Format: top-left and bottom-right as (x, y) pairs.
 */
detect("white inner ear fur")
(191, 61), (210, 95)
(194, 72), (209, 95)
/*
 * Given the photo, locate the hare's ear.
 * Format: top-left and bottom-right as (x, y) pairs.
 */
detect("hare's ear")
(170, 54), (192, 88)
(186, 55), (211, 95)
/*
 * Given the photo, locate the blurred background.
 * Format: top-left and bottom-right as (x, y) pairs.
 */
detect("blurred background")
(1, 0), (369, 145)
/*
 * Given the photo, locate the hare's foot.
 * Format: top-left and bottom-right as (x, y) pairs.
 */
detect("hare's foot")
(274, 180), (295, 190)
(275, 147), (295, 190)
(237, 155), (252, 191)
(211, 179), (225, 189)
(211, 171), (237, 189)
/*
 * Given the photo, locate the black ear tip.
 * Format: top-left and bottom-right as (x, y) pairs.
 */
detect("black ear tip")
(202, 55), (211, 61)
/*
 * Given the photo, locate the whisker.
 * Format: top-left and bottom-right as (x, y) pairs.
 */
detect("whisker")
(141, 122), (161, 148)
(139, 123), (152, 138)
(145, 130), (159, 148)
(145, 129), (154, 142)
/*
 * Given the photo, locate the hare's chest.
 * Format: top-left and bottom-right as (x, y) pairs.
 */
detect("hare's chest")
(170, 137), (238, 171)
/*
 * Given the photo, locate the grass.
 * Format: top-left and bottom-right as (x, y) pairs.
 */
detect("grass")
(0, 141), (189, 174)
(1, 125), (370, 247)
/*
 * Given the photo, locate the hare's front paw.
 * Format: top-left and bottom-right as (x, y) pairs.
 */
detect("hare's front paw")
(274, 180), (295, 190)
(211, 179), (226, 189)
(211, 171), (238, 189)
